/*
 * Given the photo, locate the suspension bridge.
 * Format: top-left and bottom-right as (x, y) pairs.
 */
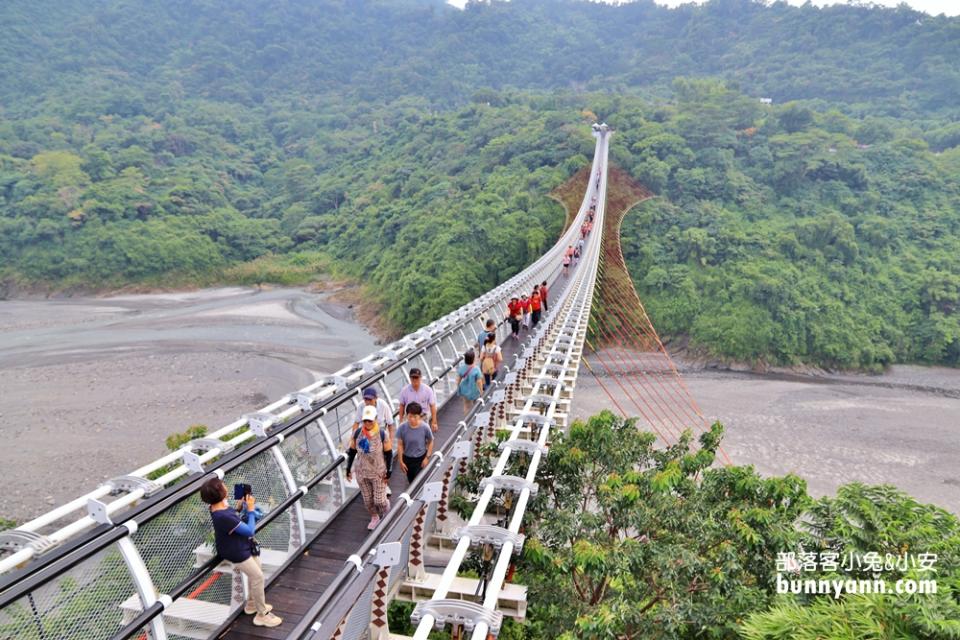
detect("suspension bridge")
(0, 125), (714, 640)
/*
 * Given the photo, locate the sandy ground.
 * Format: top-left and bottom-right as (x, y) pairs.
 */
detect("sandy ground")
(571, 363), (960, 514)
(2, 288), (958, 523)
(0, 287), (379, 523)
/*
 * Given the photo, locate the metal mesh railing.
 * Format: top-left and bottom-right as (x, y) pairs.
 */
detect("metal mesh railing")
(131, 500), (212, 596)
(287, 125), (613, 640)
(0, 127), (608, 640)
(0, 545), (136, 640)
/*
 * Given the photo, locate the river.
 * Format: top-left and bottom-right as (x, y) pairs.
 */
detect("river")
(573, 363), (960, 514)
(1, 288), (957, 523)
(0, 287), (378, 523)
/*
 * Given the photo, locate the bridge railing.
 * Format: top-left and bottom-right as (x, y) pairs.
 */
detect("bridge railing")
(280, 127), (611, 640)
(0, 129), (608, 640)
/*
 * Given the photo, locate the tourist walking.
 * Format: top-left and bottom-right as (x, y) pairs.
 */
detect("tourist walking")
(520, 293), (531, 330)
(346, 405), (393, 529)
(540, 280), (549, 312)
(398, 367), (439, 432)
(456, 350), (483, 415)
(530, 286), (542, 328)
(200, 479), (283, 628)
(480, 332), (502, 386)
(507, 295), (523, 340)
(477, 318), (496, 353)
(562, 253), (571, 277)
(395, 402), (434, 484)
(351, 386), (396, 495)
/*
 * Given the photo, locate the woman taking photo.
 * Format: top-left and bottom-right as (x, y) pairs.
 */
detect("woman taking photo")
(200, 478), (283, 628)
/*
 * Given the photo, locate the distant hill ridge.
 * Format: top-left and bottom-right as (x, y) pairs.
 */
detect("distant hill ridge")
(1, 0), (958, 115)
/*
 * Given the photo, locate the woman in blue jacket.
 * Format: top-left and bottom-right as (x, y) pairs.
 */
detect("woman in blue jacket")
(200, 478), (283, 628)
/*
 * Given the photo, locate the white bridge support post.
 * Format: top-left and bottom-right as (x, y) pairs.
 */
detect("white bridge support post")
(317, 416), (347, 506)
(269, 446), (306, 551)
(116, 531), (169, 640)
(411, 126), (611, 640)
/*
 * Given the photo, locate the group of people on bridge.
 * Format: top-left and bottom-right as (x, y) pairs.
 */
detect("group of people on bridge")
(561, 198), (597, 277)
(507, 280), (549, 341)
(197, 367), (443, 628)
(194, 266), (573, 628)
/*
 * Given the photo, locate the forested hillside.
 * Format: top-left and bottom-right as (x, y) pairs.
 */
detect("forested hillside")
(607, 81), (960, 369)
(0, 0), (958, 366)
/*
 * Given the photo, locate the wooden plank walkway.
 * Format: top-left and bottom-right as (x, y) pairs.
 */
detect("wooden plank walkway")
(217, 278), (561, 639)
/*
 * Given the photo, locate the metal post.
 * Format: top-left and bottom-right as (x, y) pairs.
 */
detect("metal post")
(116, 536), (168, 640)
(318, 417), (347, 506)
(368, 542), (401, 640)
(408, 480), (443, 582)
(269, 447), (306, 551)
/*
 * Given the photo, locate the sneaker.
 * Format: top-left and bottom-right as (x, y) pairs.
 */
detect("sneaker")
(244, 603), (273, 616)
(367, 515), (381, 530)
(253, 612), (283, 628)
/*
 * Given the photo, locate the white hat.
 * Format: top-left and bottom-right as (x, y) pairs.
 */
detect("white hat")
(361, 405), (378, 422)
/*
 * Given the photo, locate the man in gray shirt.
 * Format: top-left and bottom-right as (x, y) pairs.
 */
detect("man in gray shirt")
(398, 368), (438, 432)
(396, 402), (434, 483)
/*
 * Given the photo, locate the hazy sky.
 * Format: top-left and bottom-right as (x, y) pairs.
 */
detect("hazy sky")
(448, 0), (959, 16)
(652, 0), (959, 16)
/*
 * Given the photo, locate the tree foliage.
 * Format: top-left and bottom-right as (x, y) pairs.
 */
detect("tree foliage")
(516, 411), (810, 639)
(611, 82), (960, 369)
(495, 412), (960, 639)
(0, 0), (958, 365)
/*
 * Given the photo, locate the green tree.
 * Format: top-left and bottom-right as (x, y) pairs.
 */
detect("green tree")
(519, 411), (810, 639)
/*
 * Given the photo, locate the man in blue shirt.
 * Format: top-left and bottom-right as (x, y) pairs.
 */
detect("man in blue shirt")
(201, 478), (282, 628)
(476, 318), (496, 353)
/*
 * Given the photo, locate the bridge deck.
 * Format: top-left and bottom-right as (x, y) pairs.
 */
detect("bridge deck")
(216, 287), (551, 639)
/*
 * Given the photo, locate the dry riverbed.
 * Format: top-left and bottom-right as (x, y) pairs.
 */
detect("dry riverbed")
(0, 287), (378, 523)
(2, 288), (958, 523)
(572, 362), (960, 514)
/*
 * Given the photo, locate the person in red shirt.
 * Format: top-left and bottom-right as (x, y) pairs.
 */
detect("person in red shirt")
(521, 294), (531, 330)
(507, 295), (523, 340)
(530, 286), (542, 328)
(540, 280), (549, 312)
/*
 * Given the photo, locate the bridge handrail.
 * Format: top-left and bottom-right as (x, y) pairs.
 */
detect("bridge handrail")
(110, 453), (345, 640)
(288, 129), (611, 639)
(0, 128), (607, 631)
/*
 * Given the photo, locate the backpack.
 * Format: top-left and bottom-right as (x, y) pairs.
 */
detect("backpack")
(481, 348), (497, 375)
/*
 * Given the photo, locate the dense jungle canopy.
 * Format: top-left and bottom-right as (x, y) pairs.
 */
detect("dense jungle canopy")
(1, 0), (958, 367)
